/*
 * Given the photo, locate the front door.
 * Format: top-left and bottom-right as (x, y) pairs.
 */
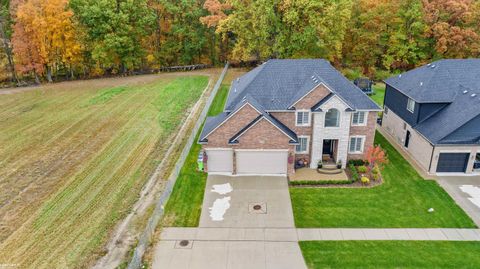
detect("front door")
(323, 140), (332, 155)
(404, 131), (411, 148)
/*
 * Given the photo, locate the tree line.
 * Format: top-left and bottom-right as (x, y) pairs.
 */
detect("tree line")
(0, 0), (479, 84)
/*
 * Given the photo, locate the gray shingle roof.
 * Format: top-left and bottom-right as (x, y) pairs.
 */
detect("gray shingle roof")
(385, 59), (480, 103)
(225, 59), (380, 111)
(386, 59), (480, 145)
(414, 87), (480, 144)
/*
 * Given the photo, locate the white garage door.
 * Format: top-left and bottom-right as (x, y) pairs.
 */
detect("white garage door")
(236, 150), (288, 174)
(206, 149), (233, 173)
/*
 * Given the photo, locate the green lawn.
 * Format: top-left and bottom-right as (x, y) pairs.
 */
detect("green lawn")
(290, 132), (475, 228)
(300, 241), (480, 269)
(161, 84), (230, 227)
(370, 82), (385, 106)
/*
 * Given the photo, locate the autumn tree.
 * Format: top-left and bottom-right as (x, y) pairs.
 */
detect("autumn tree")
(422, 0), (480, 58)
(365, 145), (388, 172)
(217, 0), (281, 61)
(12, 0), (83, 82)
(277, 0), (353, 62)
(383, 0), (430, 70)
(70, 0), (155, 73)
(200, 0), (230, 64)
(0, 0), (17, 82)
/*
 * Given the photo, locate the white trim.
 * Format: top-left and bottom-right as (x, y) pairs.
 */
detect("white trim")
(202, 102), (262, 140)
(295, 109), (311, 127)
(295, 136), (310, 154)
(231, 116), (297, 142)
(351, 111), (367, 126)
(348, 135), (366, 153)
(205, 148), (234, 151)
(265, 110), (295, 112)
(407, 98), (415, 113)
(234, 149), (289, 152)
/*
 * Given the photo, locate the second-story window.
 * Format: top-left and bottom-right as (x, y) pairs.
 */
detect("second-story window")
(325, 108), (340, 127)
(352, 111), (366, 126)
(296, 110), (310, 126)
(407, 98), (415, 113)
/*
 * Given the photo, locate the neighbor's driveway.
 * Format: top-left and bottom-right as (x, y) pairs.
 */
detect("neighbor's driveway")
(199, 175), (295, 228)
(437, 176), (480, 227)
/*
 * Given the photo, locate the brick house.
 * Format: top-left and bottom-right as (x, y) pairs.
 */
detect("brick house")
(383, 59), (480, 175)
(199, 59), (381, 176)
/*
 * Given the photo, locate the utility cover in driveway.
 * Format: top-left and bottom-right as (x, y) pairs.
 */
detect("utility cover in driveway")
(437, 153), (470, 173)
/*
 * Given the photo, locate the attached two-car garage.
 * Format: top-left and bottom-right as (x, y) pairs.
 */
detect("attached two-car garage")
(205, 149), (288, 175)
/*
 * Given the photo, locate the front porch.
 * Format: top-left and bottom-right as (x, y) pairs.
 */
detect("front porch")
(290, 167), (349, 181)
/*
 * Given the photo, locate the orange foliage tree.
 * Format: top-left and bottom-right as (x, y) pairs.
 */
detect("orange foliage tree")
(12, 0), (82, 82)
(423, 0), (480, 58)
(365, 145), (388, 171)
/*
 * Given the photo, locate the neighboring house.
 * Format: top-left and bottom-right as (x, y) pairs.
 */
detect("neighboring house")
(383, 59), (480, 175)
(199, 59), (380, 176)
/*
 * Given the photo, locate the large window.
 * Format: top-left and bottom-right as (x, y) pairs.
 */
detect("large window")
(351, 111), (366, 126)
(296, 111), (310, 126)
(296, 136), (309, 153)
(325, 108), (340, 127)
(407, 98), (415, 113)
(349, 136), (364, 153)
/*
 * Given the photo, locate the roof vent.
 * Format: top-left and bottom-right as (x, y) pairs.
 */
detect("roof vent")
(427, 63), (431, 66)
(399, 74), (402, 78)
(420, 82), (423, 86)
(431, 64), (436, 68)
(234, 88), (237, 93)
(311, 75), (315, 79)
(472, 93), (477, 97)
(463, 90), (468, 94)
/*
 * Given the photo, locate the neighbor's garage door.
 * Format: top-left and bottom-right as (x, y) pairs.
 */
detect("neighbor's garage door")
(206, 149), (233, 173)
(436, 153), (470, 173)
(236, 150), (288, 174)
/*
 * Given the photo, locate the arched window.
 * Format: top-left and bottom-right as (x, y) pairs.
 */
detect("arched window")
(325, 108), (340, 127)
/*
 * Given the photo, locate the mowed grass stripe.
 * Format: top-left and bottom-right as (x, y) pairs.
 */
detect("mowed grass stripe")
(0, 76), (209, 268)
(0, 84), (153, 228)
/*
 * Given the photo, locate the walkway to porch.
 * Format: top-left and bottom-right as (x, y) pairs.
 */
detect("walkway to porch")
(289, 167), (349, 181)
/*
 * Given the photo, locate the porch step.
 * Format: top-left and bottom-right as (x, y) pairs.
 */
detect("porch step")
(317, 168), (343, 175)
(321, 164), (338, 170)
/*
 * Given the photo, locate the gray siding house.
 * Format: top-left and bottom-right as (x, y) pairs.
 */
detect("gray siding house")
(383, 59), (480, 175)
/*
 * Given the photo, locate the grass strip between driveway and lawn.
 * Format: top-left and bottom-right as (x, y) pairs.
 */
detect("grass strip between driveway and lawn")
(300, 241), (480, 269)
(290, 131), (476, 228)
(161, 84), (230, 227)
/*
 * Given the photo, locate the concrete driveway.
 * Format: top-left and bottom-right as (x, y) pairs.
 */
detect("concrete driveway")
(437, 176), (480, 227)
(199, 175), (295, 228)
(152, 175), (306, 269)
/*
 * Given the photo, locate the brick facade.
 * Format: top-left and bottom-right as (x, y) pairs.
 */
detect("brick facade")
(347, 111), (377, 160)
(202, 84), (377, 175)
(205, 104), (260, 148)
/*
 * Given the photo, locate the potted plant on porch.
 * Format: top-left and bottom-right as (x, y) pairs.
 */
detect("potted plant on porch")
(336, 159), (342, 169)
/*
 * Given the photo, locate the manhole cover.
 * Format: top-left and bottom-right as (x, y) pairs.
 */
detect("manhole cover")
(249, 202), (267, 214)
(179, 240), (189, 247)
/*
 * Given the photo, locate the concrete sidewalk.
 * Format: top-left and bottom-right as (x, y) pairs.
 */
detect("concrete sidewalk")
(160, 227), (480, 241)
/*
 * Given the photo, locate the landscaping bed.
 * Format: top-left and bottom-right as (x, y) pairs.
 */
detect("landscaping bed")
(290, 131), (476, 228)
(300, 241), (480, 269)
